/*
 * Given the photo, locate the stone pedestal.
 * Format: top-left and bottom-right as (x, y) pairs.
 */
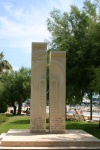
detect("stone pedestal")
(30, 42), (47, 133)
(49, 51), (66, 133)
(1, 129), (100, 148)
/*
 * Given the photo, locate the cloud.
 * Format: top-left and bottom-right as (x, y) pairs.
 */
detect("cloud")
(0, 2), (50, 53)
(4, 3), (24, 19)
(0, 0), (85, 70)
(0, 0), (84, 54)
(0, 16), (26, 38)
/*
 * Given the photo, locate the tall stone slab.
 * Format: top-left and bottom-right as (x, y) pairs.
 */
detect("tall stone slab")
(30, 42), (47, 133)
(49, 51), (66, 133)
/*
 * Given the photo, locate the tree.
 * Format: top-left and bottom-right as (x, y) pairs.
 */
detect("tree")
(16, 67), (31, 115)
(0, 52), (12, 74)
(0, 52), (12, 113)
(0, 81), (7, 113)
(90, 68), (100, 93)
(1, 67), (31, 115)
(1, 70), (18, 115)
(47, 0), (100, 119)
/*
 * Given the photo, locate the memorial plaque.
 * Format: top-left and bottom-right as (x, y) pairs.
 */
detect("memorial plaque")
(49, 51), (66, 133)
(30, 42), (47, 133)
(39, 79), (46, 116)
(50, 80), (57, 116)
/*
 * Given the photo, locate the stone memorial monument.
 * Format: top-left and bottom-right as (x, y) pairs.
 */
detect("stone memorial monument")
(30, 42), (47, 133)
(49, 51), (66, 133)
(30, 42), (66, 134)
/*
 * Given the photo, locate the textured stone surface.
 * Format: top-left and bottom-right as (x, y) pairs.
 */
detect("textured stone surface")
(0, 129), (100, 148)
(30, 42), (47, 133)
(49, 51), (66, 133)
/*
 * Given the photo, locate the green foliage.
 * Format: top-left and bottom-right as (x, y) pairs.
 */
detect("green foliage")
(0, 52), (12, 73)
(46, 50), (50, 103)
(0, 67), (31, 115)
(0, 102), (7, 113)
(90, 68), (100, 93)
(47, 0), (100, 104)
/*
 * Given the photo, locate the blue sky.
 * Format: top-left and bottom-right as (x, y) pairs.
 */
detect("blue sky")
(0, 0), (87, 70)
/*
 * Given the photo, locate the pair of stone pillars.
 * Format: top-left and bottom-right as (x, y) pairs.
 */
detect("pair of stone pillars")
(30, 42), (66, 134)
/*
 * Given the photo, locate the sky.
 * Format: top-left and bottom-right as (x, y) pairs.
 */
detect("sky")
(0, 0), (86, 70)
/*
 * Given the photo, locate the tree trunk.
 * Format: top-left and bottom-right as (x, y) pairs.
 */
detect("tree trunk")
(13, 105), (16, 115)
(90, 90), (93, 120)
(18, 100), (22, 115)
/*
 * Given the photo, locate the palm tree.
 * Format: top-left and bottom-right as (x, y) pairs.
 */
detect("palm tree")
(0, 52), (12, 74)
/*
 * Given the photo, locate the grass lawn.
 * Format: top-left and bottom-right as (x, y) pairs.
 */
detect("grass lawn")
(0, 114), (30, 134)
(0, 114), (100, 139)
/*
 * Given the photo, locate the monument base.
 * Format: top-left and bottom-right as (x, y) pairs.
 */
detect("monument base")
(0, 129), (100, 149)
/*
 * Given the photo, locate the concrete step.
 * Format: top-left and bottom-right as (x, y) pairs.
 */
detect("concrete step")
(0, 129), (100, 149)
(0, 133), (6, 137)
(1, 140), (100, 147)
(0, 133), (6, 140)
(0, 146), (100, 150)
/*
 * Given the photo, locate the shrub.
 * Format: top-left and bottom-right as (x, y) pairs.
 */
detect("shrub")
(0, 102), (7, 113)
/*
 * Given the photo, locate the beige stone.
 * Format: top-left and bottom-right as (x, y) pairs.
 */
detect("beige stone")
(30, 42), (47, 133)
(1, 129), (100, 147)
(32, 42), (47, 51)
(49, 51), (66, 133)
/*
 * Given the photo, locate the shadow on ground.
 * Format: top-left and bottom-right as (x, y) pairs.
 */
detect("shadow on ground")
(10, 120), (30, 124)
